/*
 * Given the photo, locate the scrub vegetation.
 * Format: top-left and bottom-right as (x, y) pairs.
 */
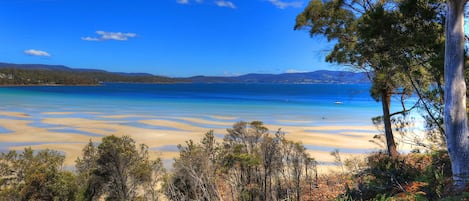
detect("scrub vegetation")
(1, 0), (469, 200)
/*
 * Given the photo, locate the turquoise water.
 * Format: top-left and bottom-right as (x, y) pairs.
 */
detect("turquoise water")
(0, 83), (382, 125)
(0, 83), (395, 155)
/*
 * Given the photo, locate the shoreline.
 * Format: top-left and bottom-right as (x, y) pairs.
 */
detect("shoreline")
(0, 81), (372, 87)
(0, 110), (381, 169)
(0, 82), (384, 173)
(0, 84), (101, 87)
(0, 82), (190, 87)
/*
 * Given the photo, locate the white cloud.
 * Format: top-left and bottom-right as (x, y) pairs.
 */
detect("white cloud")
(176, 0), (203, 4)
(268, 0), (303, 9)
(176, 0), (189, 4)
(24, 49), (50, 57)
(82, 31), (137, 41)
(215, 0), (236, 9)
(96, 31), (136, 41)
(81, 36), (100, 41)
(177, 0), (235, 8)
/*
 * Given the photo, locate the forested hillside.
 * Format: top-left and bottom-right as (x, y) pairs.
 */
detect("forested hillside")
(0, 62), (370, 85)
(0, 63), (185, 85)
(188, 70), (370, 84)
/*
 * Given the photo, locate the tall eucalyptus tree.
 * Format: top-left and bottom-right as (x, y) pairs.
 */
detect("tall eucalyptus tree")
(296, 0), (469, 189)
(444, 0), (469, 189)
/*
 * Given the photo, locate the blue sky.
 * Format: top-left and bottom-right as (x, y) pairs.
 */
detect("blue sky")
(0, 0), (340, 77)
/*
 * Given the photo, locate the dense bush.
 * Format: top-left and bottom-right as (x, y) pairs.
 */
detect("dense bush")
(0, 148), (78, 201)
(164, 121), (317, 201)
(337, 150), (455, 201)
(1, 123), (469, 201)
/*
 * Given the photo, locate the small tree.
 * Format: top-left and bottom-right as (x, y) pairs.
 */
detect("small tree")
(0, 148), (78, 201)
(164, 131), (222, 201)
(76, 135), (165, 201)
(164, 121), (316, 201)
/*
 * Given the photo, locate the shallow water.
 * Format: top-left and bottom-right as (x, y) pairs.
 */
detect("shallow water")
(0, 83), (399, 159)
(0, 83), (381, 124)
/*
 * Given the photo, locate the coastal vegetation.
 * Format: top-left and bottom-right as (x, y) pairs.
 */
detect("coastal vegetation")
(0, 122), (314, 201)
(165, 121), (314, 201)
(0, 62), (370, 85)
(294, 0), (469, 191)
(0, 121), (467, 201)
(0, 0), (468, 200)
(294, 0), (446, 159)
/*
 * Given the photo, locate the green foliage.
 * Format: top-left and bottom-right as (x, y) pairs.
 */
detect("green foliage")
(164, 131), (223, 201)
(0, 148), (78, 201)
(419, 150), (453, 200)
(0, 68), (100, 85)
(338, 150), (457, 201)
(165, 121), (317, 201)
(1, 124), (467, 201)
(347, 152), (422, 199)
(439, 192), (469, 201)
(295, 0), (448, 157)
(76, 135), (165, 201)
(0, 67), (183, 86)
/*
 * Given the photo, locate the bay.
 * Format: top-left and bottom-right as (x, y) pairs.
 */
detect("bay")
(0, 83), (394, 165)
(0, 83), (381, 125)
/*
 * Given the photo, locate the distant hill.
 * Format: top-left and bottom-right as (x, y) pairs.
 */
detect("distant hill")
(0, 62), (185, 85)
(0, 62), (370, 85)
(188, 70), (370, 84)
(0, 62), (156, 77)
(0, 63), (74, 71)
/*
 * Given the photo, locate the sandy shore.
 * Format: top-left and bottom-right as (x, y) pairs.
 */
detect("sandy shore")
(0, 111), (381, 170)
(0, 111), (31, 118)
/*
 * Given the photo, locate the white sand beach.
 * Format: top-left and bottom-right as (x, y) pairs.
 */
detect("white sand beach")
(0, 110), (381, 171)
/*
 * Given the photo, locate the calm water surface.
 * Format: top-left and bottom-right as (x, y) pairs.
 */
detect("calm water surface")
(0, 83), (402, 156)
(0, 83), (382, 126)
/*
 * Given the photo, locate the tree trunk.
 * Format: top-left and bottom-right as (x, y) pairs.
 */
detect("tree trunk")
(263, 170), (267, 201)
(382, 91), (398, 158)
(445, 0), (469, 189)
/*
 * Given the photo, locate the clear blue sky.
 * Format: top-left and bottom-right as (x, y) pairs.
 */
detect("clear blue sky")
(0, 0), (340, 77)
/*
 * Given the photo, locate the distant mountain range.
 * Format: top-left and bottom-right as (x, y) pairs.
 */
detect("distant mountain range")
(0, 62), (370, 85)
(187, 71), (370, 84)
(0, 62), (183, 85)
(0, 62), (155, 77)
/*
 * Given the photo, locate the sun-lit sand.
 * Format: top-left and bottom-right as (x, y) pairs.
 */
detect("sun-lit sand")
(173, 117), (235, 127)
(209, 115), (238, 120)
(0, 111), (31, 118)
(276, 119), (314, 124)
(97, 114), (156, 119)
(0, 112), (382, 170)
(42, 112), (77, 115)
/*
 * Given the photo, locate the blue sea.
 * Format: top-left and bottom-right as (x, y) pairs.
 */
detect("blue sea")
(0, 83), (382, 124)
(0, 83), (399, 158)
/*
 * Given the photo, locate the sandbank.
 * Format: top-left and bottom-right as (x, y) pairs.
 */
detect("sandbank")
(0, 111), (31, 118)
(0, 115), (381, 169)
(209, 115), (238, 120)
(173, 117), (234, 127)
(97, 114), (155, 119)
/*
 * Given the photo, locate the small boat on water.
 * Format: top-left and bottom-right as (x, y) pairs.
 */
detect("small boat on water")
(334, 101), (343, 104)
